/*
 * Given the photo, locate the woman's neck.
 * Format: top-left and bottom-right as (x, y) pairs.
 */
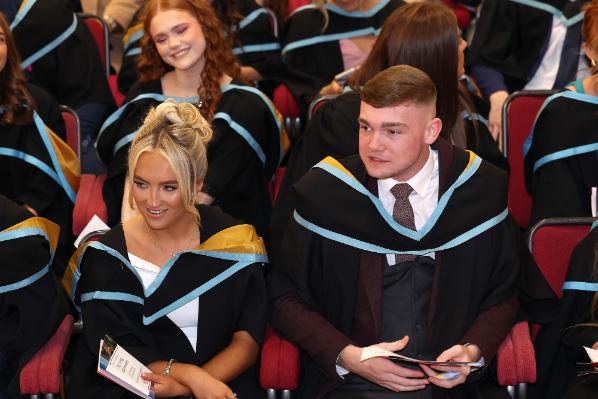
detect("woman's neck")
(583, 74), (598, 96)
(162, 61), (205, 98)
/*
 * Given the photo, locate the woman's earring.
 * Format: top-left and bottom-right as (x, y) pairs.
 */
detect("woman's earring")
(592, 59), (597, 68)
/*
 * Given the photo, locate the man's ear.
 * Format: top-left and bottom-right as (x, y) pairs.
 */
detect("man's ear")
(424, 117), (442, 145)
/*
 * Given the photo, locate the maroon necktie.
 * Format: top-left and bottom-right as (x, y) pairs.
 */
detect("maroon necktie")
(390, 183), (416, 264)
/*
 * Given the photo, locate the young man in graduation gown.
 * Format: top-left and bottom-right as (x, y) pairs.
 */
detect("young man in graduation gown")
(268, 65), (520, 399)
(466, 0), (589, 139)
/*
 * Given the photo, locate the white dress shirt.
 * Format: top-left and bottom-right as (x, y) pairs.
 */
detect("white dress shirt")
(377, 148), (439, 264)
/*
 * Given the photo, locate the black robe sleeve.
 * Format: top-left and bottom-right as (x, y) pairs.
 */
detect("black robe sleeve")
(28, 83), (66, 141)
(529, 228), (598, 399)
(0, 196), (70, 398)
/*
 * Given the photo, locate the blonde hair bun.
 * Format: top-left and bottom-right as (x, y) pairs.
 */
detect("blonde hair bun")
(155, 99), (213, 143)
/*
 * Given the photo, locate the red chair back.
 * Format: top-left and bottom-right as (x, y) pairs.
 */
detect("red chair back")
(59, 104), (80, 158)
(307, 94), (338, 120)
(287, 0), (311, 15)
(502, 90), (559, 228)
(79, 13), (110, 77)
(528, 217), (593, 297)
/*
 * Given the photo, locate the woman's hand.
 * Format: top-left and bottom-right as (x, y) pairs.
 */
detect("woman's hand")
(141, 372), (190, 398)
(179, 364), (235, 399)
(488, 90), (509, 150)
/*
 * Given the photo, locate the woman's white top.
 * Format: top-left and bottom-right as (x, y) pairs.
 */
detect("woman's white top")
(129, 252), (199, 351)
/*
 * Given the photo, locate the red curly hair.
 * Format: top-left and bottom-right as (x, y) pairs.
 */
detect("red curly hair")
(0, 12), (34, 126)
(137, 0), (241, 121)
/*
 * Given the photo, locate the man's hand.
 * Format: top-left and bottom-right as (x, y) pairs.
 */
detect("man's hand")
(420, 344), (481, 389)
(488, 90), (509, 150)
(338, 336), (429, 392)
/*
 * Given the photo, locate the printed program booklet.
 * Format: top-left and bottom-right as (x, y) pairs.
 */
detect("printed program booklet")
(97, 335), (156, 399)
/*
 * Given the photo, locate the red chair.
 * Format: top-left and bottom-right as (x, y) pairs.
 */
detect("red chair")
(528, 217), (594, 298)
(442, 0), (473, 29)
(59, 104), (80, 158)
(287, 0), (311, 15)
(73, 174), (108, 235)
(19, 314), (75, 398)
(78, 13), (110, 77)
(307, 94), (339, 120)
(79, 13), (126, 106)
(260, 326), (300, 399)
(501, 90), (560, 229)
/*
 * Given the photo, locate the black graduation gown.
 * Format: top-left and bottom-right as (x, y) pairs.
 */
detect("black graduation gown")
(528, 226), (598, 399)
(280, 0), (404, 113)
(233, 0), (284, 96)
(0, 195), (70, 399)
(523, 91), (598, 227)
(97, 79), (286, 239)
(0, 95), (79, 277)
(268, 144), (525, 398)
(10, 0), (115, 109)
(466, 0), (587, 93)
(116, 0), (283, 97)
(269, 91), (507, 256)
(63, 205), (267, 398)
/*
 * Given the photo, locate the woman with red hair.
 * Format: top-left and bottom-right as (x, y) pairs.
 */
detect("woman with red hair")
(97, 0), (287, 238)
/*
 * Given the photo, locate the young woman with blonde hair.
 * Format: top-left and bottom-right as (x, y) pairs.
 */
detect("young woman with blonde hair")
(66, 100), (267, 398)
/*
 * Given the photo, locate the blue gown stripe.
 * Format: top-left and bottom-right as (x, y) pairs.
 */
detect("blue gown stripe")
(0, 147), (62, 188)
(144, 250), (268, 296)
(523, 90), (598, 158)
(98, 93), (199, 149)
(213, 112), (266, 166)
(562, 281), (598, 292)
(0, 226), (53, 294)
(238, 8), (269, 30)
(125, 47), (142, 57)
(21, 14), (78, 69)
(533, 143), (598, 173)
(508, 0), (584, 27)
(9, 0), (37, 30)
(113, 131), (138, 155)
(32, 112), (76, 202)
(313, 154), (482, 241)
(221, 84), (283, 132)
(461, 110), (489, 127)
(123, 29), (144, 52)
(282, 27), (381, 55)
(143, 260), (255, 325)
(592, 219), (598, 231)
(81, 291), (145, 305)
(0, 265), (50, 294)
(294, 208), (509, 255)
(232, 43), (281, 55)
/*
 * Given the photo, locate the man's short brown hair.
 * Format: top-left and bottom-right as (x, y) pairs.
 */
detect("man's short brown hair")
(361, 65), (437, 109)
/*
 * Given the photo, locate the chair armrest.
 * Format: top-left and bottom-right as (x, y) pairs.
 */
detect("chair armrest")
(497, 321), (536, 386)
(20, 314), (75, 394)
(73, 174), (108, 235)
(260, 326), (300, 391)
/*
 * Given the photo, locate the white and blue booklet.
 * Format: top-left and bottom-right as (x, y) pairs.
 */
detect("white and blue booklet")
(97, 335), (156, 399)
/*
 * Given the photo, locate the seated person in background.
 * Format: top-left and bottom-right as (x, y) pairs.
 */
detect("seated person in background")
(268, 65), (523, 399)
(117, 0), (284, 97)
(0, 12), (79, 277)
(530, 222), (598, 399)
(280, 0), (404, 114)
(98, 0), (287, 238)
(523, 0), (598, 227)
(466, 0), (589, 142)
(0, 194), (70, 399)
(6, 0), (116, 173)
(271, 2), (506, 253)
(65, 100), (267, 399)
